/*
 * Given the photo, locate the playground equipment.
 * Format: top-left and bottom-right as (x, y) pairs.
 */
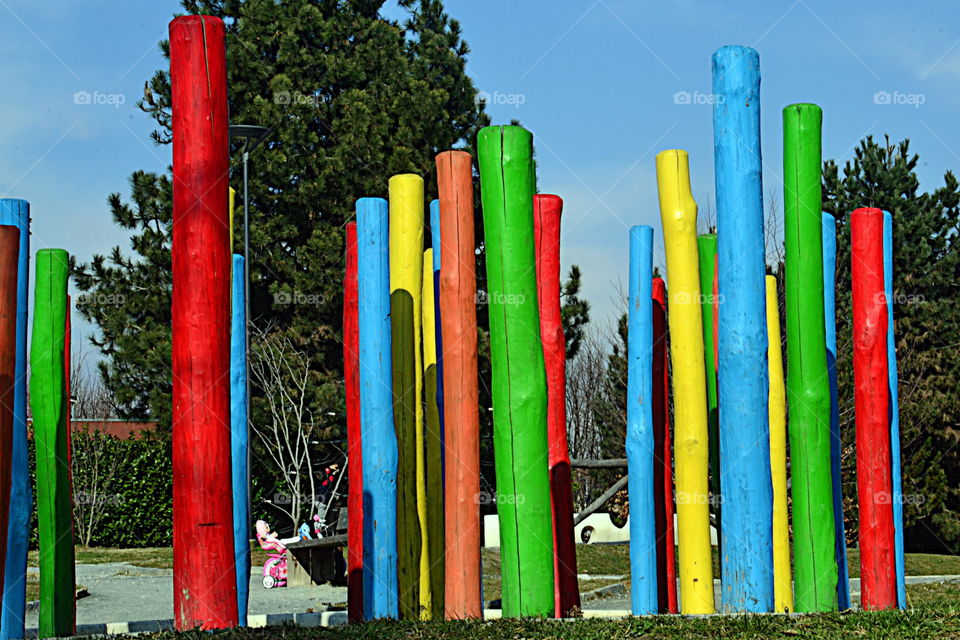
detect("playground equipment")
(118, 16), (914, 626)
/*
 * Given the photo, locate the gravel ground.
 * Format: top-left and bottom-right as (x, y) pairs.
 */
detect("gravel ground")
(25, 562), (346, 627)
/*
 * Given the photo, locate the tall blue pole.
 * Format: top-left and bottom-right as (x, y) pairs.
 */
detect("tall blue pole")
(231, 254), (250, 625)
(712, 45), (773, 612)
(626, 225), (657, 615)
(882, 210), (906, 609)
(356, 197), (398, 619)
(430, 199), (445, 485)
(822, 212), (850, 610)
(0, 200), (29, 640)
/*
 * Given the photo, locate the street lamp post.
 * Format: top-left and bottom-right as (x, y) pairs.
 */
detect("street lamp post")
(228, 124), (270, 518)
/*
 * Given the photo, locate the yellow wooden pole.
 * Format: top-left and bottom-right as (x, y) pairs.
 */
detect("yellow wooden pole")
(766, 275), (793, 612)
(229, 186), (236, 250)
(388, 174), (429, 618)
(655, 149), (714, 614)
(421, 248), (444, 619)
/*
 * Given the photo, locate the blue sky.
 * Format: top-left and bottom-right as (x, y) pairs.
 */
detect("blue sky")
(2, 0), (959, 348)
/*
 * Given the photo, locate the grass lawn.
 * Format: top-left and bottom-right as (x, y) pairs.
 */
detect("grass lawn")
(99, 581), (960, 639)
(28, 542), (272, 571)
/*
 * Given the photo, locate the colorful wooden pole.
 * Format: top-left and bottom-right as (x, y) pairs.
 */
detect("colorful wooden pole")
(429, 200), (445, 487)
(782, 103), (837, 612)
(0, 228), (17, 619)
(766, 275), (793, 612)
(0, 201), (29, 640)
(651, 276), (677, 614)
(356, 197), (398, 620)
(477, 125), (555, 618)
(344, 222), (364, 622)
(626, 225), (657, 615)
(169, 15), (237, 630)
(656, 149), (715, 614)
(822, 213), (851, 610)
(882, 210), (906, 609)
(533, 194), (580, 618)
(230, 254), (250, 626)
(388, 174), (427, 619)
(31, 249), (74, 638)
(436, 150), (482, 619)
(712, 45), (773, 612)
(850, 207), (897, 611)
(696, 234), (720, 541)
(421, 248), (445, 620)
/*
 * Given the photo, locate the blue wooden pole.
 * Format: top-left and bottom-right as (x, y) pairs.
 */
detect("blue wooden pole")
(822, 212), (851, 610)
(882, 210), (906, 609)
(0, 199), (29, 640)
(356, 197), (398, 619)
(626, 224), (657, 615)
(712, 45), (773, 612)
(230, 254), (250, 625)
(430, 199), (445, 485)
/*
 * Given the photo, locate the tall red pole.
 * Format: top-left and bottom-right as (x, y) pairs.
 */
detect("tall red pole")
(0, 227), (19, 614)
(850, 207), (896, 610)
(533, 194), (580, 617)
(169, 15), (237, 629)
(344, 222), (364, 621)
(652, 276), (677, 613)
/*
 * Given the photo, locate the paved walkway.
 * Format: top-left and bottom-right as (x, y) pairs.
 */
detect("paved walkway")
(25, 563), (346, 628)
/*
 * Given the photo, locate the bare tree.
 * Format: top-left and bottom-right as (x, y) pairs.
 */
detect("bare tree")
(248, 324), (319, 531)
(70, 353), (128, 546)
(565, 334), (607, 510)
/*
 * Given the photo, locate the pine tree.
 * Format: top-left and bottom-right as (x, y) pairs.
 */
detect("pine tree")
(823, 135), (960, 552)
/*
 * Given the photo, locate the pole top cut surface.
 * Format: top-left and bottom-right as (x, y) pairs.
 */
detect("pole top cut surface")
(656, 150), (696, 227)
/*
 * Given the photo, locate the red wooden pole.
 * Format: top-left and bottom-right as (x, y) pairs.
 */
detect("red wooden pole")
(344, 222), (364, 621)
(850, 207), (896, 611)
(169, 15), (237, 630)
(0, 227), (19, 614)
(652, 276), (677, 613)
(533, 194), (580, 617)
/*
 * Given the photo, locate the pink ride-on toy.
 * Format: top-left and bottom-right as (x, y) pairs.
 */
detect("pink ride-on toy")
(256, 520), (299, 589)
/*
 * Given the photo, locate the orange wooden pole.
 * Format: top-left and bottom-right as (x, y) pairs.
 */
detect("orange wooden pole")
(436, 150), (482, 619)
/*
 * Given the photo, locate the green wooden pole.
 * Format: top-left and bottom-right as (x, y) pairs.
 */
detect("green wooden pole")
(696, 234), (720, 540)
(782, 104), (838, 612)
(477, 125), (554, 617)
(30, 249), (74, 637)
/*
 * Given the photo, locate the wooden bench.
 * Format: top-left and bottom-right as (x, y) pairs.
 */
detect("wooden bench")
(285, 534), (348, 587)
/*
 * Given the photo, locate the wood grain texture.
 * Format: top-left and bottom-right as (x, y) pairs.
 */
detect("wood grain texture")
(356, 197), (398, 619)
(0, 228), (18, 619)
(695, 234), (720, 548)
(651, 277), (677, 614)
(31, 249), (74, 638)
(626, 226), (657, 615)
(533, 195), (580, 618)
(169, 14), (238, 630)
(782, 103), (837, 612)
(0, 201), (29, 640)
(344, 223), (363, 622)
(712, 45), (773, 612)
(435, 151), (482, 619)
(656, 149), (714, 614)
(851, 208), (896, 611)
(477, 126), (554, 618)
